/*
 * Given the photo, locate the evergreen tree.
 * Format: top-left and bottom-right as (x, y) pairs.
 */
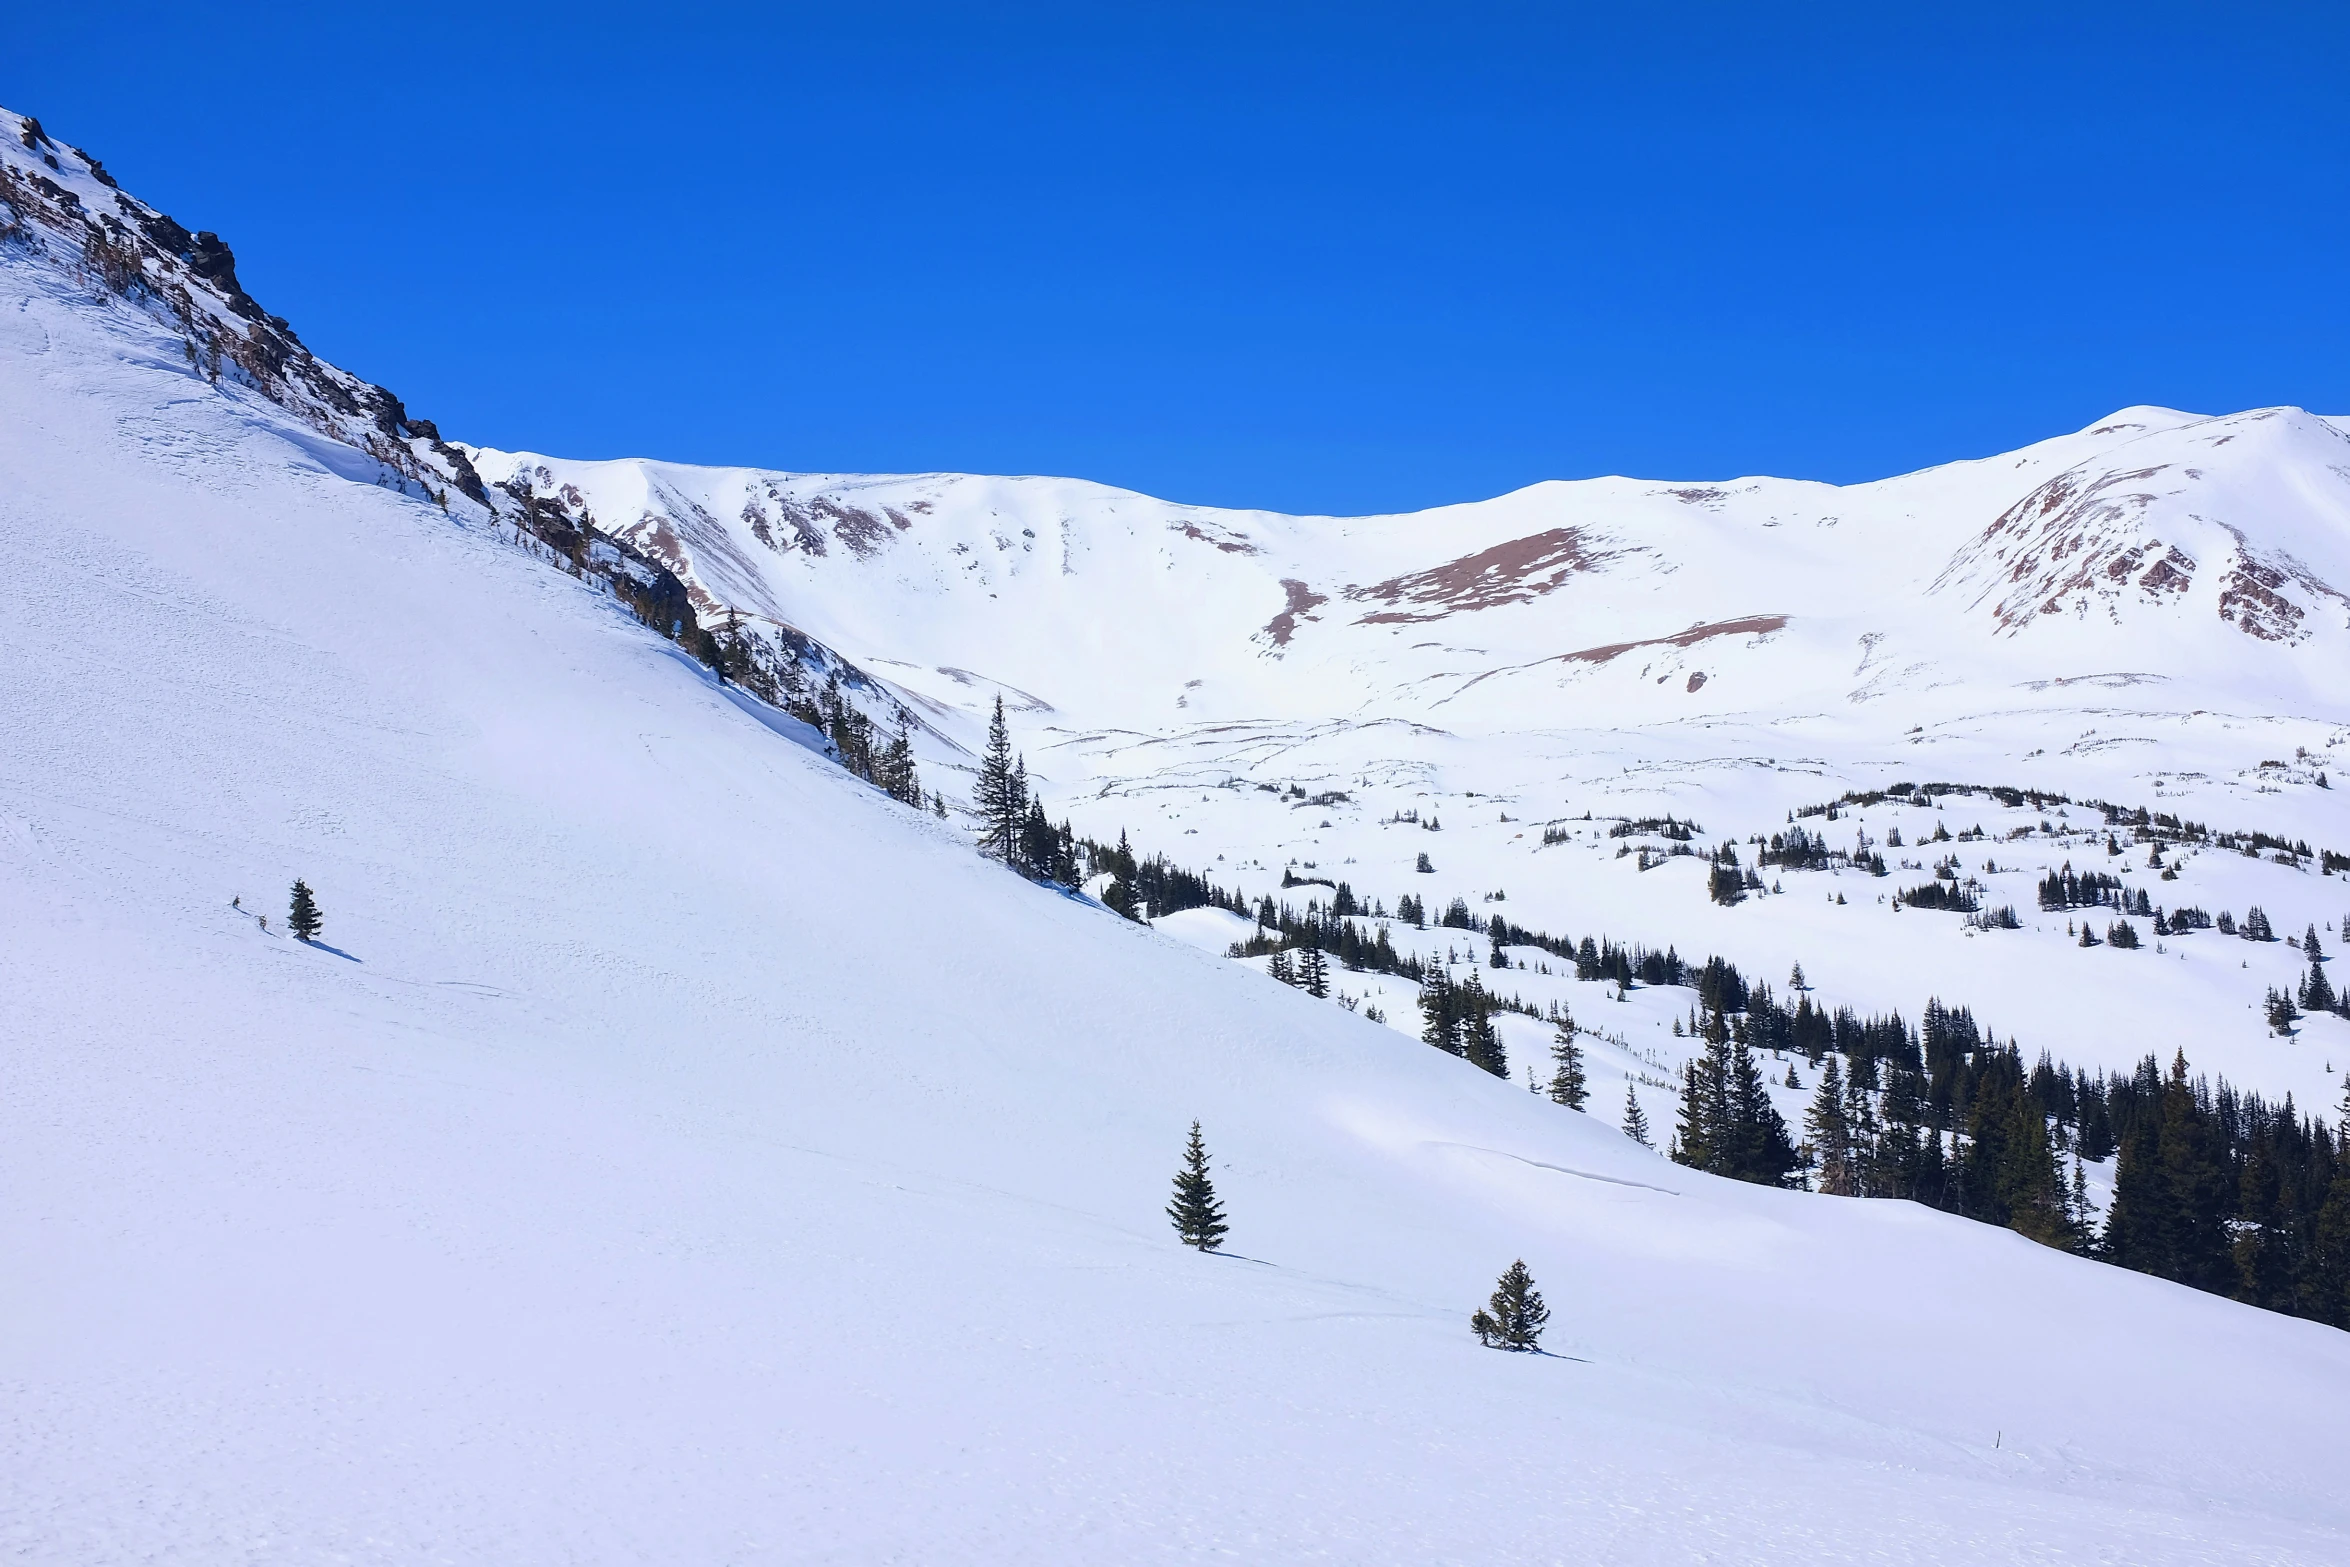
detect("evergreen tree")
(1299, 943), (1331, 999)
(2232, 1129), (2293, 1310)
(1806, 1053), (1853, 1194)
(287, 879), (322, 943)
(2266, 987), (2301, 1035)
(1167, 1122), (1229, 1251)
(1460, 970), (1507, 1078)
(2104, 1105), (2166, 1271)
(1419, 969), (1459, 1055)
(2301, 961), (2336, 1015)
(1875, 1065), (1927, 1200)
(2068, 1156), (2094, 1249)
(1842, 1063), (1881, 1196)
(1267, 948), (1296, 987)
(1471, 1259), (1551, 1351)
(2312, 1114), (2350, 1327)
(1547, 1016), (1588, 1109)
(1621, 1085), (1652, 1147)
(1998, 1086), (2075, 1250)
(878, 720), (921, 805)
(1019, 797), (1059, 883)
(1670, 1056), (1714, 1171)
(1729, 1035), (1800, 1186)
(2152, 1051), (2232, 1289)
(974, 696), (1021, 863)
(1008, 755), (1031, 853)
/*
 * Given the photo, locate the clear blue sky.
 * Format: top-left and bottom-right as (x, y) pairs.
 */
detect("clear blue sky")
(10, 3), (2348, 514)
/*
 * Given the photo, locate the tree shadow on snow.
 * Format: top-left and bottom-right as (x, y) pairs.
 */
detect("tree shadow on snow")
(299, 939), (362, 963)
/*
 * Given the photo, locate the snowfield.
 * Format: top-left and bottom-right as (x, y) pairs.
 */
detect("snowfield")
(3, 184), (2350, 1567)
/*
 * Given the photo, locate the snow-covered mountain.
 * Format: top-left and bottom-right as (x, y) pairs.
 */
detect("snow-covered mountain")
(457, 376), (2350, 1123)
(5, 103), (2350, 1563)
(462, 401), (2350, 737)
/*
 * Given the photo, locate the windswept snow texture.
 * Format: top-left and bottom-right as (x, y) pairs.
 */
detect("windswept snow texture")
(5, 193), (2350, 1567)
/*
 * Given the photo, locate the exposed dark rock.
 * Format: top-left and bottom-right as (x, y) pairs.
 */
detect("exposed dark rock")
(135, 208), (194, 257)
(186, 231), (242, 292)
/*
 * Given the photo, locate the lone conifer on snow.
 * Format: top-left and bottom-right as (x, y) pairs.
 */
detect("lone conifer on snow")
(1548, 1015), (1588, 1109)
(973, 695), (1024, 864)
(1470, 1259), (1550, 1350)
(1621, 1085), (1652, 1146)
(287, 879), (322, 943)
(1167, 1121), (1229, 1252)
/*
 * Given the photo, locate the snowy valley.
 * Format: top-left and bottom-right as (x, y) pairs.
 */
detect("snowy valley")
(4, 105), (2350, 1564)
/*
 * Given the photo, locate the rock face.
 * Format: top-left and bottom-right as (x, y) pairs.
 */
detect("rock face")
(1933, 408), (2350, 650)
(0, 105), (486, 509)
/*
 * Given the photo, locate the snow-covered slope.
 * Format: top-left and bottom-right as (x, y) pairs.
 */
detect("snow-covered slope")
(462, 413), (2350, 1118)
(5, 106), (2349, 1563)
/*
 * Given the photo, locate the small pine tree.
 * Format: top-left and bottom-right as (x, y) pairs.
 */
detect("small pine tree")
(1622, 1086), (1652, 1147)
(1473, 1260), (1550, 1351)
(1547, 1017), (1588, 1110)
(288, 879), (322, 943)
(1167, 1122), (1229, 1251)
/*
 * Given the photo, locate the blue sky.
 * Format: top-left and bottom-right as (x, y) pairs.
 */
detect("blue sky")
(9, 3), (2348, 514)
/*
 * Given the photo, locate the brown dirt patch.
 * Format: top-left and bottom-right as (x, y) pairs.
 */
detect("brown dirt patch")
(1264, 579), (1328, 647)
(1347, 528), (1614, 624)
